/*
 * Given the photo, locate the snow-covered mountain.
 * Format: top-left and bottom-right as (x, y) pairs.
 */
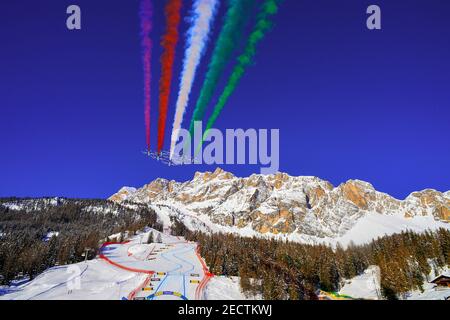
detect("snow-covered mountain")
(109, 168), (450, 245)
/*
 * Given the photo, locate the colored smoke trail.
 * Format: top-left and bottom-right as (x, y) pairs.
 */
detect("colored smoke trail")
(203, 0), (280, 140)
(140, 0), (153, 152)
(157, 0), (183, 154)
(188, 0), (255, 137)
(169, 0), (220, 159)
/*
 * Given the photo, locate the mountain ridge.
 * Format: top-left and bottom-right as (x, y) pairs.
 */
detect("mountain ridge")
(109, 168), (449, 244)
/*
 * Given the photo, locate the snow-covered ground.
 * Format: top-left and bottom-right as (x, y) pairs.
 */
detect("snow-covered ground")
(0, 260), (145, 300)
(0, 229), (232, 301)
(339, 265), (450, 300)
(329, 213), (448, 247)
(2, 226), (448, 300)
(406, 266), (450, 300)
(407, 284), (450, 300)
(151, 203), (449, 247)
(203, 276), (260, 300)
(339, 266), (382, 300)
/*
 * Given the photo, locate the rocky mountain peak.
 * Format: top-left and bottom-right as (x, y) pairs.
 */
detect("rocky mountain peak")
(109, 169), (449, 241)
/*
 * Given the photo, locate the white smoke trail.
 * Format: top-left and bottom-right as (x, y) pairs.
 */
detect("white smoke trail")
(169, 0), (219, 159)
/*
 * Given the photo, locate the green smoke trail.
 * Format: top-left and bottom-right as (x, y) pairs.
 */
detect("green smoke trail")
(205, 0), (280, 135)
(188, 0), (255, 136)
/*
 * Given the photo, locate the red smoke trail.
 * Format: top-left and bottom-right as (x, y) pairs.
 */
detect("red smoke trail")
(157, 0), (182, 154)
(140, 0), (153, 152)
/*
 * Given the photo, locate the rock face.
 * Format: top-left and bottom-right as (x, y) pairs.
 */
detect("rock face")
(108, 187), (137, 203)
(109, 168), (449, 239)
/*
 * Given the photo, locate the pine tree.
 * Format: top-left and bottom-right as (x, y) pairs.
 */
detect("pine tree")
(147, 231), (154, 244)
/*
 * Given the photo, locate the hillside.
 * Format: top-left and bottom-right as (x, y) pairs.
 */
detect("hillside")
(110, 168), (450, 245)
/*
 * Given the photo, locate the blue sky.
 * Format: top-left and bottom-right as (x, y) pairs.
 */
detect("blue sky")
(1, 0), (449, 199)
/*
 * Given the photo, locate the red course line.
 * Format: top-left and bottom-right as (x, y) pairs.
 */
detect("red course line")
(128, 275), (153, 300)
(99, 242), (155, 275)
(194, 245), (213, 300)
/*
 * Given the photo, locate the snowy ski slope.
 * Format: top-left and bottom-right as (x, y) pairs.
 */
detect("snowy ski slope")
(0, 230), (214, 300)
